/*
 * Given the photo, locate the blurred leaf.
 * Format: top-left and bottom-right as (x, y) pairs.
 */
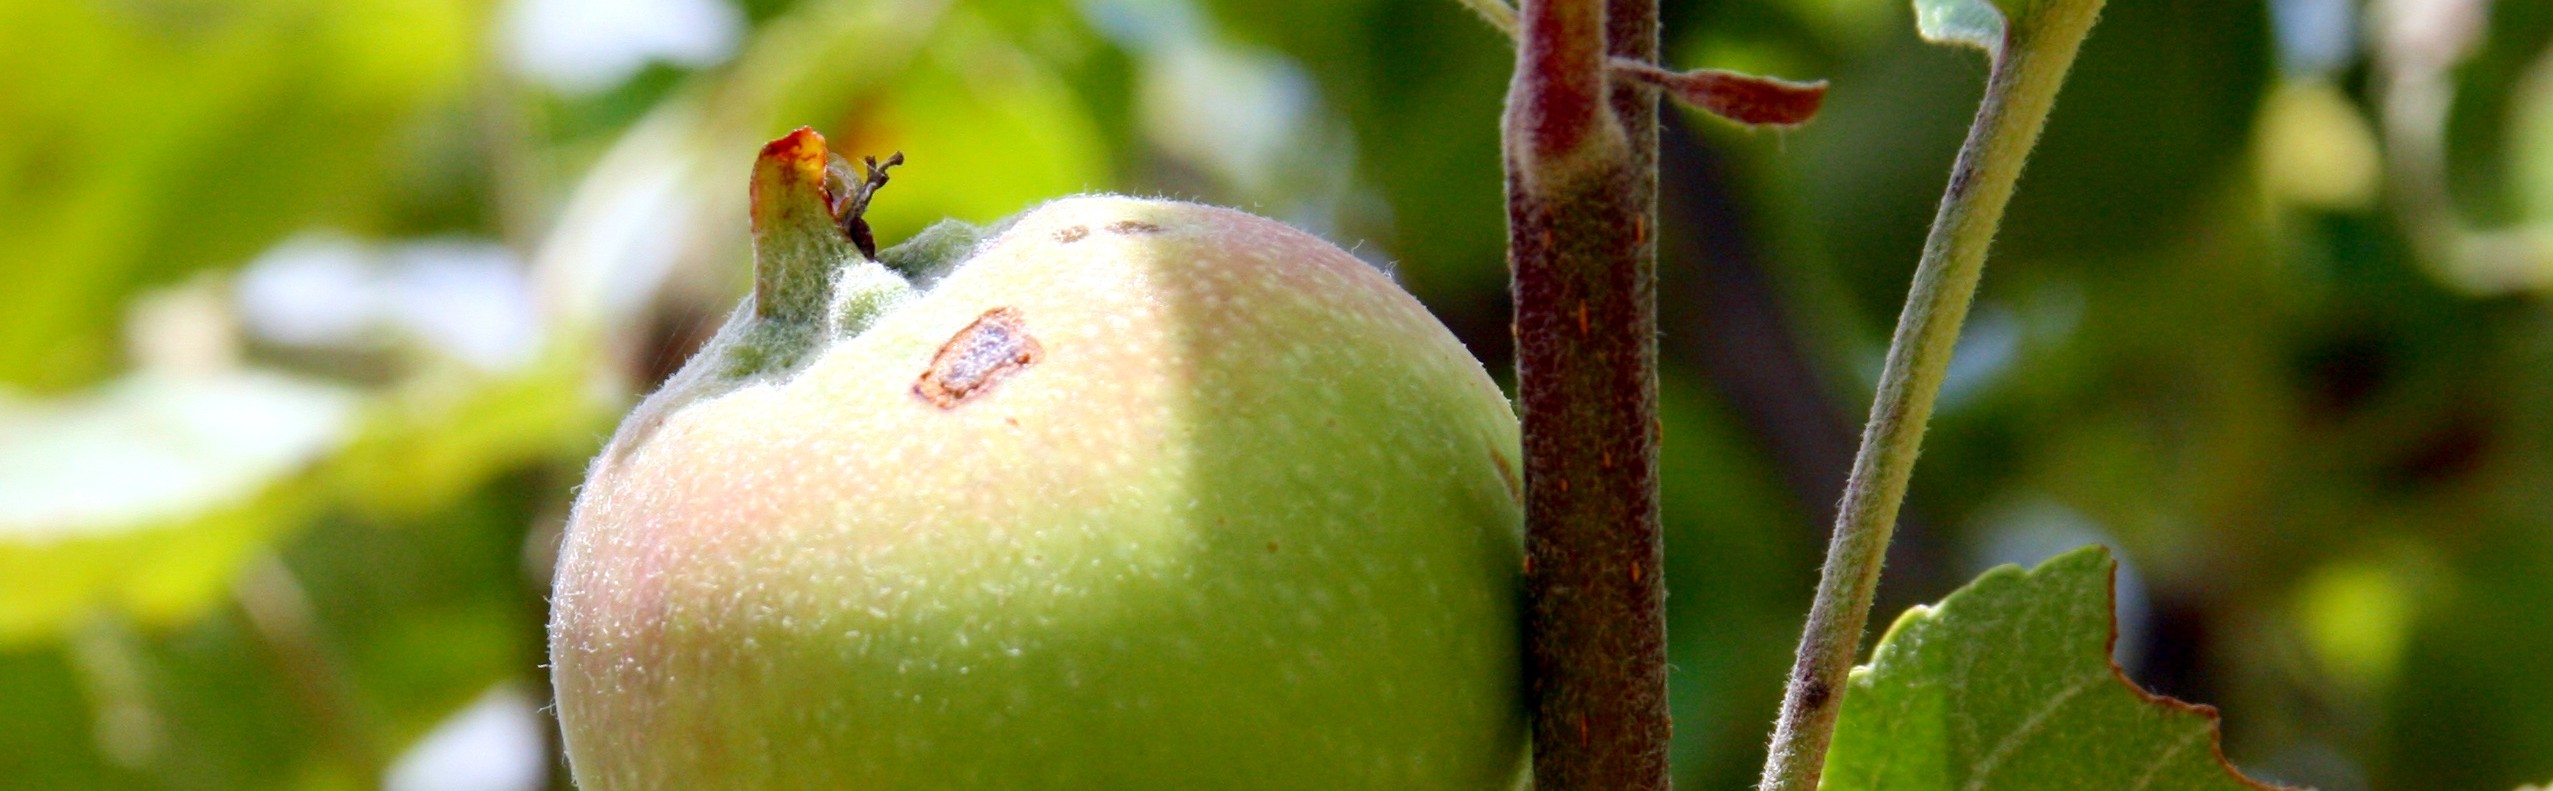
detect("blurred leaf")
(0, 371), (356, 643)
(2383, 508), (2553, 790)
(76, 473), (555, 790)
(0, 0), (484, 392)
(2514, 47), (2553, 225)
(2257, 79), (2383, 211)
(2442, 0), (2553, 226)
(844, 10), (1114, 242)
(1823, 547), (2276, 790)
(530, 0), (1108, 342)
(327, 354), (611, 518)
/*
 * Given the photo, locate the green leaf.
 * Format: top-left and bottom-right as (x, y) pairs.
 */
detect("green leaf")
(1913, 0), (2007, 57)
(324, 349), (615, 520)
(0, 0), (485, 392)
(1822, 547), (2279, 791)
(1914, 0), (2115, 60)
(0, 370), (357, 643)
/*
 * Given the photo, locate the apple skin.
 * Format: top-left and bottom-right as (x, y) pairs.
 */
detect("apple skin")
(550, 188), (1527, 788)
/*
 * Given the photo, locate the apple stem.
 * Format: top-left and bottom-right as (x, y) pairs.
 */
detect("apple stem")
(1754, 4), (2105, 789)
(729, 128), (915, 379)
(751, 128), (867, 326)
(830, 151), (904, 259)
(1503, 0), (1670, 787)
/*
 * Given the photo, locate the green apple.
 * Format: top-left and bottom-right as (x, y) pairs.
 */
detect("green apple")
(548, 128), (1526, 789)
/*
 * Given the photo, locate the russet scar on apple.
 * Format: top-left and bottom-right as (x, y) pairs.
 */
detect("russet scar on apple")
(915, 307), (1043, 408)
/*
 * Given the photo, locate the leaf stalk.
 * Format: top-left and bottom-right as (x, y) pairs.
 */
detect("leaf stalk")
(1755, 4), (2104, 789)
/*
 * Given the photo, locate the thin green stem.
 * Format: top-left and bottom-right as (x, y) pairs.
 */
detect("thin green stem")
(1755, 4), (2101, 789)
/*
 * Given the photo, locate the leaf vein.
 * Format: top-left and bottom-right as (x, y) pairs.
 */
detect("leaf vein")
(2126, 723), (2209, 791)
(1959, 670), (2101, 791)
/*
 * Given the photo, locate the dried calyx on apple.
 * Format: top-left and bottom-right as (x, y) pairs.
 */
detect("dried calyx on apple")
(548, 127), (1528, 789)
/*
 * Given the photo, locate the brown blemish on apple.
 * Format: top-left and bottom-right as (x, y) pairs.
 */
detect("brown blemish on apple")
(916, 307), (1044, 408)
(1055, 225), (1089, 243)
(1106, 220), (1162, 235)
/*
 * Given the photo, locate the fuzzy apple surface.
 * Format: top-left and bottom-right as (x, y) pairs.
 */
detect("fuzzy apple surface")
(548, 130), (1527, 789)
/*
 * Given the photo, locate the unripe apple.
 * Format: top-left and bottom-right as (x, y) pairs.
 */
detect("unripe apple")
(548, 128), (1526, 789)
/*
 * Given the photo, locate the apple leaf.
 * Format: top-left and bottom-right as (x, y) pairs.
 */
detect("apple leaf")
(1916, 0), (2110, 60)
(0, 370), (357, 642)
(1821, 547), (2284, 790)
(0, 0), (483, 392)
(1913, 0), (2009, 57)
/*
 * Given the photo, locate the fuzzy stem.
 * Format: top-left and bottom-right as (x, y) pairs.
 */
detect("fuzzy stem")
(1755, 5), (2102, 789)
(1505, 0), (1669, 786)
(750, 126), (866, 325)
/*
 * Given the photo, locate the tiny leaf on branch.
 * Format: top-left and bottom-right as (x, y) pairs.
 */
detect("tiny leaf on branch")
(1610, 62), (1826, 127)
(1822, 547), (2287, 791)
(1457, 0), (1827, 129)
(1489, 0), (1831, 779)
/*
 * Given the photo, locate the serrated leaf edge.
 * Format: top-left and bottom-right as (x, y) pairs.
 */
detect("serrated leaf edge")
(1851, 547), (2298, 790)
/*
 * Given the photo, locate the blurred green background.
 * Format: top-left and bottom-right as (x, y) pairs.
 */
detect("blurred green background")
(3, 0), (2549, 788)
